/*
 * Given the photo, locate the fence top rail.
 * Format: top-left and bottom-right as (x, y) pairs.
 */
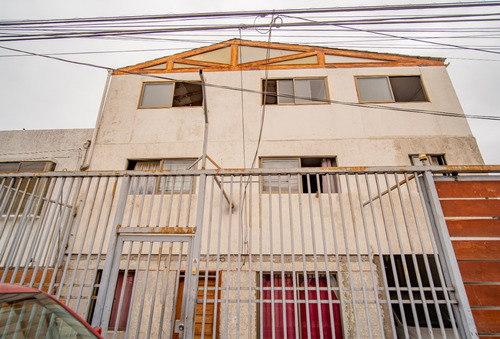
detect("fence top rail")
(0, 165), (499, 178)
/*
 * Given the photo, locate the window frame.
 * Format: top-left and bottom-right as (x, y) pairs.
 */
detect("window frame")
(260, 157), (339, 193)
(127, 158), (197, 194)
(137, 81), (203, 109)
(262, 77), (330, 105)
(355, 75), (429, 103)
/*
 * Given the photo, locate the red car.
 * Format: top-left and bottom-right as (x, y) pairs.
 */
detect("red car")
(0, 283), (103, 338)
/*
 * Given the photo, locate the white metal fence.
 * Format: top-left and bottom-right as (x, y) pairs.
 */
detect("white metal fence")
(0, 168), (479, 338)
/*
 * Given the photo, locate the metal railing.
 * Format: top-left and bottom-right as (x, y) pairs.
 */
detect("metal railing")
(0, 166), (491, 338)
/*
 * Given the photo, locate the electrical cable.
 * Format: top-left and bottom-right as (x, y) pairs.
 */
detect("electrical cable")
(1, 42), (500, 123)
(2, 1), (500, 26)
(250, 14), (277, 169)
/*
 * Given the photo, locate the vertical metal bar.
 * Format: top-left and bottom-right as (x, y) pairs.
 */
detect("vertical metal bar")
(420, 171), (477, 338)
(28, 177), (72, 288)
(305, 174), (324, 339)
(200, 176), (216, 338)
(83, 176), (118, 320)
(403, 172), (448, 337)
(212, 174), (225, 339)
(9, 176), (48, 284)
(336, 174), (361, 338)
(223, 176), (234, 339)
(19, 176), (57, 285)
(267, 175), (276, 339)
(145, 242), (163, 338)
(165, 175), (176, 226)
(373, 173), (410, 338)
(326, 173), (349, 336)
(63, 177), (101, 302)
(47, 176), (83, 296)
(75, 176), (109, 311)
(286, 174), (300, 339)
(112, 240), (134, 339)
(134, 240), (154, 338)
(169, 241), (185, 339)
(383, 173), (421, 338)
(393, 173), (434, 336)
(354, 173), (385, 337)
(363, 173), (397, 337)
(93, 176), (131, 327)
(277, 175), (290, 339)
(158, 240), (175, 339)
(258, 175), (264, 339)
(247, 175), (254, 339)
(156, 174), (168, 227)
(236, 175), (244, 338)
(297, 174), (312, 339)
(415, 173), (461, 338)
(184, 175), (195, 228)
(184, 172), (208, 339)
(316, 173), (338, 338)
(123, 239), (144, 339)
(345, 174), (372, 337)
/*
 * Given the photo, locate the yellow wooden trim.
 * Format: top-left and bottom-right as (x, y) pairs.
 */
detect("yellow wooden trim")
(231, 44), (239, 67)
(116, 39), (444, 74)
(171, 58), (231, 68)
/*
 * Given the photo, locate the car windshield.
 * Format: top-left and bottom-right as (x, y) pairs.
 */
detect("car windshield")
(0, 292), (99, 338)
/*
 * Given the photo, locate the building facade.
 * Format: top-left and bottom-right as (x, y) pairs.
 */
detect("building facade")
(1, 40), (496, 338)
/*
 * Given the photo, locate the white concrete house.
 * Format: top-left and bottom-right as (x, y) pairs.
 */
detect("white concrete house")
(0, 40), (493, 338)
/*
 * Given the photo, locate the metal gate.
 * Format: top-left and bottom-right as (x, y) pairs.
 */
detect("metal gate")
(93, 228), (194, 338)
(1, 167), (492, 338)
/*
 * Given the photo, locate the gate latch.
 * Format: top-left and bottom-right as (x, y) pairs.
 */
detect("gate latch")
(174, 320), (185, 333)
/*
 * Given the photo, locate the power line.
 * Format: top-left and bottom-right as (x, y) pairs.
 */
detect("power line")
(2, 1), (500, 26)
(2, 43), (500, 123)
(1, 12), (500, 41)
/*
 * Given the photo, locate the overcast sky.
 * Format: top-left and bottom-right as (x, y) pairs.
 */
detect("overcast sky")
(0, 0), (499, 164)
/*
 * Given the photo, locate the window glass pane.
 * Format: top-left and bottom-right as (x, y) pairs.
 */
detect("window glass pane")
(277, 80), (294, 104)
(19, 161), (52, 171)
(294, 79), (313, 102)
(131, 160), (160, 194)
(262, 158), (299, 192)
(139, 83), (174, 108)
(389, 76), (427, 102)
(161, 159), (195, 192)
(309, 79), (328, 103)
(357, 77), (393, 102)
(295, 79), (328, 103)
(0, 162), (21, 171)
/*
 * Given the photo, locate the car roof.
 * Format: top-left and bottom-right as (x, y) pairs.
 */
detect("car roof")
(0, 283), (40, 294)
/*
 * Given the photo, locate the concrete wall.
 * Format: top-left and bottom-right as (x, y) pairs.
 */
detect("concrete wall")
(89, 65), (483, 170)
(0, 129), (94, 171)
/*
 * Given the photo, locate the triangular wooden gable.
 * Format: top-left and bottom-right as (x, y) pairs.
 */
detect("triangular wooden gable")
(115, 39), (444, 74)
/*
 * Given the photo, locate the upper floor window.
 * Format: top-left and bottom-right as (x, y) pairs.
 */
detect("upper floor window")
(138, 82), (202, 108)
(356, 76), (428, 103)
(0, 161), (55, 215)
(128, 158), (197, 194)
(262, 78), (329, 105)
